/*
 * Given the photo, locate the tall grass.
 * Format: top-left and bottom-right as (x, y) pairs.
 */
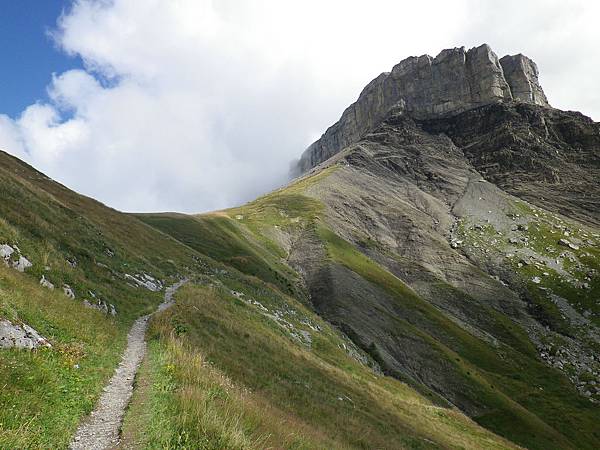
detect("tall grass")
(121, 282), (519, 450)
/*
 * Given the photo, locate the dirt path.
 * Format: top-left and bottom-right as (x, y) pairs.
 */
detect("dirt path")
(70, 279), (188, 450)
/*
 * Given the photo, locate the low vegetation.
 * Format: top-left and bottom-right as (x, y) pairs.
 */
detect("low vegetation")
(121, 281), (518, 449)
(0, 265), (124, 448)
(2, 147), (599, 449)
(141, 166), (600, 450)
(0, 151), (208, 448)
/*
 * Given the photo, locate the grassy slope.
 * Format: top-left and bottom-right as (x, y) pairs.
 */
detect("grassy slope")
(0, 151), (210, 448)
(0, 151), (515, 449)
(139, 165), (600, 449)
(122, 280), (517, 449)
(317, 226), (599, 450)
(136, 212), (301, 298)
(0, 265), (124, 448)
(3, 147), (598, 448)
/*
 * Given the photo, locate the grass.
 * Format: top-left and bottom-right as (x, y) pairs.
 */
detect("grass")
(136, 213), (299, 297)
(3, 146), (599, 449)
(121, 281), (518, 449)
(0, 151), (209, 324)
(0, 265), (124, 449)
(137, 167), (600, 450)
(316, 225), (600, 449)
(135, 178), (329, 303)
(0, 150), (213, 447)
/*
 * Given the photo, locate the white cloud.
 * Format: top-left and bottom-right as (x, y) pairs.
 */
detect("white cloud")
(462, 0), (600, 119)
(0, 0), (597, 212)
(0, 114), (26, 160)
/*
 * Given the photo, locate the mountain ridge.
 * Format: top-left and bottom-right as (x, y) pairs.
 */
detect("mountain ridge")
(1, 44), (599, 450)
(296, 44), (550, 174)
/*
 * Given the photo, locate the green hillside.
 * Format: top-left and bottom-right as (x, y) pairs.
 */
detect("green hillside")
(0, 150), (520, 449)
(0, 151), (205, 448)
(138, 160), (600, 450)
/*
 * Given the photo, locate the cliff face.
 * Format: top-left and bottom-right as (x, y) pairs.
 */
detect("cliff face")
(296, 44), (550, 173)
(133, 44), (599, 449)
(500, 54), (548, 105)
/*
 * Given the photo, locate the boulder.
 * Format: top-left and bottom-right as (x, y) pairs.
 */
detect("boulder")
(83, 299), (114, 315)
(0, 244), (14, 259)
(39, 275), (55, 290)
(0, 319), (51, 349)
(124, 273), (163, 291)
(13, 256), (32, 272)
(558, 238), (580, 250)
(63, 284), (76, 299)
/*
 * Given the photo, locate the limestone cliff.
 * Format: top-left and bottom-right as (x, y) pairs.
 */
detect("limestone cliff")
(500, 53), (548, 105)
(296, 44), (550, 173)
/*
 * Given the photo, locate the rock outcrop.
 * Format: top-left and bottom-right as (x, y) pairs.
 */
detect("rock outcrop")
(124, 273), (163, 291)
(83, 299), (117, 316)
(1, 243), (32, 272)
(63, 284), (76, 299)
(39, 275), (54, 290)
(295, 44), (551, 173)
(0, 319), (51, 349)
(419, 102), (600, 226)
(500, 54), (548, 106)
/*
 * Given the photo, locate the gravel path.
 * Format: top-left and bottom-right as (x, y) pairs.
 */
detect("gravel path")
(70, 279), (188, 450)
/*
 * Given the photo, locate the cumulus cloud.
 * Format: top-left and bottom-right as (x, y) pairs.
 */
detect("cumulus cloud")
(0, 0), (597, 212)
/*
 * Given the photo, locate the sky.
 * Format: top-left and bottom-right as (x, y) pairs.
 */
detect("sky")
(0, 0), (598, 213)
(0, 1), (82, 117)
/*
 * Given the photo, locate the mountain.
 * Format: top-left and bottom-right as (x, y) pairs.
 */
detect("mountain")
(1, 44), (599, 449)
(295, 44), (550, 173)
(141, 44), (600, 449)
(0, 150), (212, 447)
(0, 146), (514, 446)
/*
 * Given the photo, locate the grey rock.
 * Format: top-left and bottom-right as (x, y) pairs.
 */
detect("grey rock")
(450, 239), (462, 248)
(499, 54), (549, 106)
(296, 44), (550, 174)
(559, 238), (580, 250)
(13, 255), (32, 272)
(63, 284), (76, 299)
(124, 273), (163, 292)
(84, 298), (117, 316)
(39, 275), (54, 290)
(0, 244), (15, 259)
(0, 319), (51, 349)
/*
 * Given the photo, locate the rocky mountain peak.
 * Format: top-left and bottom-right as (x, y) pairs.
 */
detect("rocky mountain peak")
(296, 44), (550, 173)
(500, 53), (548, 106)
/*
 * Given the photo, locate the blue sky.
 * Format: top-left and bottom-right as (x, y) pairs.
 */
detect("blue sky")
(0, 0), (81, 117)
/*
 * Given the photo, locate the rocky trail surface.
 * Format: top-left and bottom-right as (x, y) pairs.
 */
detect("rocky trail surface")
(69, 279), (188, 450)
